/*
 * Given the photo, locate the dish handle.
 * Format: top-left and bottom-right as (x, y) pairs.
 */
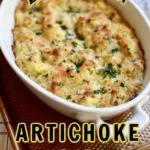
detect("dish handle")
(96, 95), (150, 137)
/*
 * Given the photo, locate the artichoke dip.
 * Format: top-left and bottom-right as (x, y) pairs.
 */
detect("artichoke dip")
(13, 0), (144, 107)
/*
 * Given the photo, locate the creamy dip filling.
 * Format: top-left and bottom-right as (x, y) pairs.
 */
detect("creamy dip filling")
(13, 0), (144, 107)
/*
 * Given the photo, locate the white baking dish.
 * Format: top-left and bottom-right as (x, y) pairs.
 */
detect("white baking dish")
(0, 0), (150, 136)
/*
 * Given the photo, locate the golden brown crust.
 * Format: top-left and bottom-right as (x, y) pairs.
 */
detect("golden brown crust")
(13, 0), (145, 107)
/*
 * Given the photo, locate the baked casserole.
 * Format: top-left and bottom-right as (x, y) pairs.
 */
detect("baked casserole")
(13, 0), (145, 107)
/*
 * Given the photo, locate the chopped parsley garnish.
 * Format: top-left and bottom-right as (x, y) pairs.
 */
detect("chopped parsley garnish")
(35, 31), (42, 36)
(120, 82), (125, 87)
(70, 75), (74, 78)
(117, 64), (122, 68)
(112, 48), (119, 53)
(71, 49), (76, 54)
(94, 90), (101, 94)
(132, 93), (137, 99)
(98, 63), (121, 78)
(67, 7), (78, 13)
(109, 12), (116, 20)
(83, 79), (88, 84)
(95, 56), (99, 59)
(29, 0), (36, 5)
(72, 41), (78, 47)
(57, 21), (68, 30)
(44, 74), (48, 78)
(94, 87), (107, 95)
(74, 60), (84, 73)
(66, 95), (72, 100)
(63, 59), (66, 63)
(88, 68), (93, 74)
(57, 82), (64, 87)
(101, 87), (107, 94)
(61, 25), (68, 30)
(57, 20), (63, 24)
(66, 68), (71, 73)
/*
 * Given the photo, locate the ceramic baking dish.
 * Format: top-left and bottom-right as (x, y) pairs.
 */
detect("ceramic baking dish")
(0, 0), (150, 136)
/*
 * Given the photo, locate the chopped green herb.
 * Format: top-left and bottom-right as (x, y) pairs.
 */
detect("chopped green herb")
(57, 20), (63, 24)
(88, 68), (93, 74)
(61, 25), (68, 30)
(67, 7), (78, 13)
(57, 82), (64, 87)
(94, 90), (101, 95)
(94, 87), (106, 95)
(112, 48), (119, 53)
(72, 41), (78, 47)
(131, 59), (136, 63)
(71, 49), (76, 54)
(57, 21), (68, 30)
(83, 79), (88, 84)
(51, 41), (55, 45)
(29, 0), (36, 5)
(132, 93), (137, 99)
(117, 64), (122, 68)
(67, 7), (73, 13)
(66, 95), (72, 100)
(101, 87), (107, 94)
(98, 64), (121, 78)
(109, 12), (115, 20)
(74, 60), (84, 73)
(95, 56), (99, 59)
(35, 31), (42, 36)
(44, 74), (48, 77)
(120, 82), (125, 87)
(70, 75), (74, 78)
(66, 68), (71, 73)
